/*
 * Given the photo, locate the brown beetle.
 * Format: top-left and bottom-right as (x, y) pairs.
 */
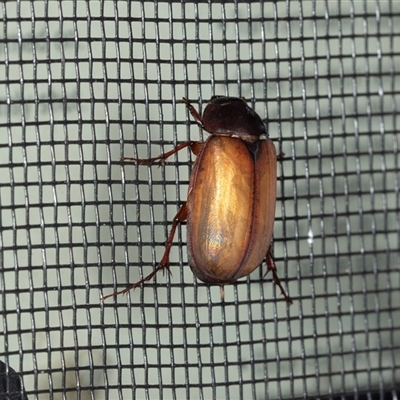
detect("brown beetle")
(103, 96), (292, 303)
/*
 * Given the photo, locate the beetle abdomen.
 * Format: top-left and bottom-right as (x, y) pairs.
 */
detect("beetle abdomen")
(187, 135), (277, 284)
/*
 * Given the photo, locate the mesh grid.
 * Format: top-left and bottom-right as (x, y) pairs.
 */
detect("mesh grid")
(0, 1), (399, 399)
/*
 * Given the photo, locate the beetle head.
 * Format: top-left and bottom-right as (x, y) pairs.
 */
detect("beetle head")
(202, 96), (268, 141)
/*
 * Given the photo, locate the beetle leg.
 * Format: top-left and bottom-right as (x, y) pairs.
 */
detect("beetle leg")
(101, 203), (188, 301)
(276, 152), (285, 160)
(182, 97), (204, 128)
(190, 141), (204, 156)
(155, 202), (188, 275)
(265, 249), (293, 304)
(121, 141), (201, 165)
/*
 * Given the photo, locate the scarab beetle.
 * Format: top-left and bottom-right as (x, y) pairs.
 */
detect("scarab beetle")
(103, 96), (291, 303)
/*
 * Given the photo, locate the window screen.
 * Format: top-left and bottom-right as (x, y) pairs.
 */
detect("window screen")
(0, 1), (399, 399)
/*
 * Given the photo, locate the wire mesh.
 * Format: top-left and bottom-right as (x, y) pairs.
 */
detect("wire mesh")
(0, 1), (399, 399)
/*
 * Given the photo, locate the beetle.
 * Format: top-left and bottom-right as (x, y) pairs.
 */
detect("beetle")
(103, 96), (292, 303)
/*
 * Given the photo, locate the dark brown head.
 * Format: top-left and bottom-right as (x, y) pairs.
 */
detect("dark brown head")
(202, 96), (268, 141)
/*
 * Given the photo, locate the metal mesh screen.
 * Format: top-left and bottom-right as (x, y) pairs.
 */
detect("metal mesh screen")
(0, 1), (399, 399)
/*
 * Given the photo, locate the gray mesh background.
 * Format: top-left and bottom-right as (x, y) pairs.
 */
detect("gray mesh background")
(0, 1), (399, 399)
